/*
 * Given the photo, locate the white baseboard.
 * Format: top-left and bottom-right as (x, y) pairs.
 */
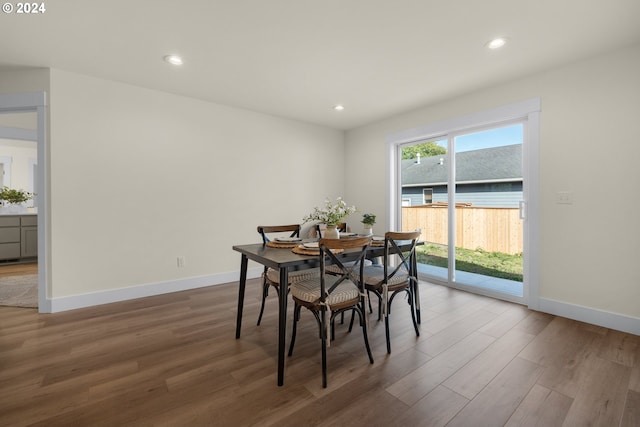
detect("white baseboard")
(46, 267), (263, 313)
(538, 297), (640, 336)
(43, 271), (640, 337)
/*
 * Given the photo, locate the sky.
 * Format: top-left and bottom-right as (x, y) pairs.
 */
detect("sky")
(435, 123), (523, 152)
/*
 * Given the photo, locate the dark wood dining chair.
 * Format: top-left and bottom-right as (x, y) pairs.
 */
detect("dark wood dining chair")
(256, 224), (319, 326)
(357, 230), (421, 354)
(287, 236), (373, 388)
(317, 222), (371, 322)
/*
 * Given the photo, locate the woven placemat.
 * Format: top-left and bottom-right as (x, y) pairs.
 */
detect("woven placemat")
(266, 240), (300, 249)
(291, 246), (344, 256)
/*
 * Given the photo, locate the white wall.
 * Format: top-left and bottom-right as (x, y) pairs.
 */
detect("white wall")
(45, 69), (344, 303)
(345, 44), (640, 330)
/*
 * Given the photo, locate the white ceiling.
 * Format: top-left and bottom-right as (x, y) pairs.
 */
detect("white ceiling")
(1, 0), (639, 130)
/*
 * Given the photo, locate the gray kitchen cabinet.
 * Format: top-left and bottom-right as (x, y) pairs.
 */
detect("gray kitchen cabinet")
(0, 215), (37, 262)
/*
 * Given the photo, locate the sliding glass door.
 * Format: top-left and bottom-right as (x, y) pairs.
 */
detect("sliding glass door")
(399, 122), (527, 303)
(451, 124), (524, 298)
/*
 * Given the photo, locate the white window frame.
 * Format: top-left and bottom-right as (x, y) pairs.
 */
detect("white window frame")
(422, 188), (433, 205)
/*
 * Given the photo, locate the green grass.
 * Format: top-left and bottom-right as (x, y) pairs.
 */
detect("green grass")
(416, 244), (523, 282)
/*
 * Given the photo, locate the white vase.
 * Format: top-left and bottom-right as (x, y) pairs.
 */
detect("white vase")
(323, 225), (340, 239)
(362, 224), (373, 236)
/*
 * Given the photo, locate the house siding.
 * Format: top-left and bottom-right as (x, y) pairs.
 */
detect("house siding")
(403, 182), (523, 207)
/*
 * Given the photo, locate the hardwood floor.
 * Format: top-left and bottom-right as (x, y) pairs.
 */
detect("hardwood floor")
(0, 278), (638, 426)
(0, 262), (37, 278)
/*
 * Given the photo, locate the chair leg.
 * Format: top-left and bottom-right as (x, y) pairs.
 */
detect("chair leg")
(384, 312), (392, 354)
(331, 316), (336, 340)
(408, 290), (420, 337)
(388, 291), (400, 315)
(288, 303), (302, 357)
(348, 309), (356, 332)
(321, 309), (328, 388)
(256, 280), (270, 326)
(412, 278), (421, 324)
(358, 305), (374, 364)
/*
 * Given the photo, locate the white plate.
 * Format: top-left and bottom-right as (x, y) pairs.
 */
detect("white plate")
(275, 237), (301, 242)
(372, 236), (385, 241)
(303, 242), (319, 249)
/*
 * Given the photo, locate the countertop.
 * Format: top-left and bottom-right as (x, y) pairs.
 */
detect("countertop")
(0, 209), (37, 216)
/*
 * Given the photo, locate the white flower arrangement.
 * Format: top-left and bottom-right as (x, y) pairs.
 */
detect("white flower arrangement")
(303, 197), (357, 226)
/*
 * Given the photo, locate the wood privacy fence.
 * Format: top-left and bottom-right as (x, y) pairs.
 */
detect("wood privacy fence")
(402, 205), (523, 255)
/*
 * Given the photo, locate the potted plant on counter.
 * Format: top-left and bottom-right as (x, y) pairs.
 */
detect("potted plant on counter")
(361, 213), (376, 236)
(0, 187), (33, 213)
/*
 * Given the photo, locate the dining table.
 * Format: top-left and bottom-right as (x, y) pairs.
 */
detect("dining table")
(232, 237), (421, 386)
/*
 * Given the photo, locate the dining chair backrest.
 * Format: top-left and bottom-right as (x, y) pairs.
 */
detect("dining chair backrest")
(257, 224), (301, 244)
(255, 224), (303, 326)
(383, 231), (421, 284)
(318, 236), (371, 299)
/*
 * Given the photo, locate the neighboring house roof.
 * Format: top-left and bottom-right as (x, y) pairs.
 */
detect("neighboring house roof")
(401, 144), (522, 186)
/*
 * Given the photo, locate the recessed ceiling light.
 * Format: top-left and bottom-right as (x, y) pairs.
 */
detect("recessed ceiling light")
(334, 105), (345, 111)
(163, 55), (184, 65)
(486, 38), (507, 49)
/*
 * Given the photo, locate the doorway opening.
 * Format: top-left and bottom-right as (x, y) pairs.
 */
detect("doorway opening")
(0, 93), (47, 311)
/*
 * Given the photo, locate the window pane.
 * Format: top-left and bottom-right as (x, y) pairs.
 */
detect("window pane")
(401, 139), (448, 280)
(453, 124), (523, 296)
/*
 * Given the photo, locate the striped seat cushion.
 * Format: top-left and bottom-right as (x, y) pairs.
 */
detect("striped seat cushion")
(357, 265), (410, 289)
(290, 276), (360, 306)
(325, 259), (373, 275)
(266, 268), (320, 285)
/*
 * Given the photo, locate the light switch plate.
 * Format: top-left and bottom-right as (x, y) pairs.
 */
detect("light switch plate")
(556, 191), (573, 204)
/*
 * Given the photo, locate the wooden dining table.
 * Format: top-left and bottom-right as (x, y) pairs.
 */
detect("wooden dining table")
(232, 239), (421, 386)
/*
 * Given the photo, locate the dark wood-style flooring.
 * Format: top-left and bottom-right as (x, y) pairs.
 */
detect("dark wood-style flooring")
(0, 276), (638, 426)
(0, 262), (37, 278)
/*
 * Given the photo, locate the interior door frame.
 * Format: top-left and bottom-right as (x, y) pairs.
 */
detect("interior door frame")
(0, 92), (48, 312)
(386, 98), (540, 309)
